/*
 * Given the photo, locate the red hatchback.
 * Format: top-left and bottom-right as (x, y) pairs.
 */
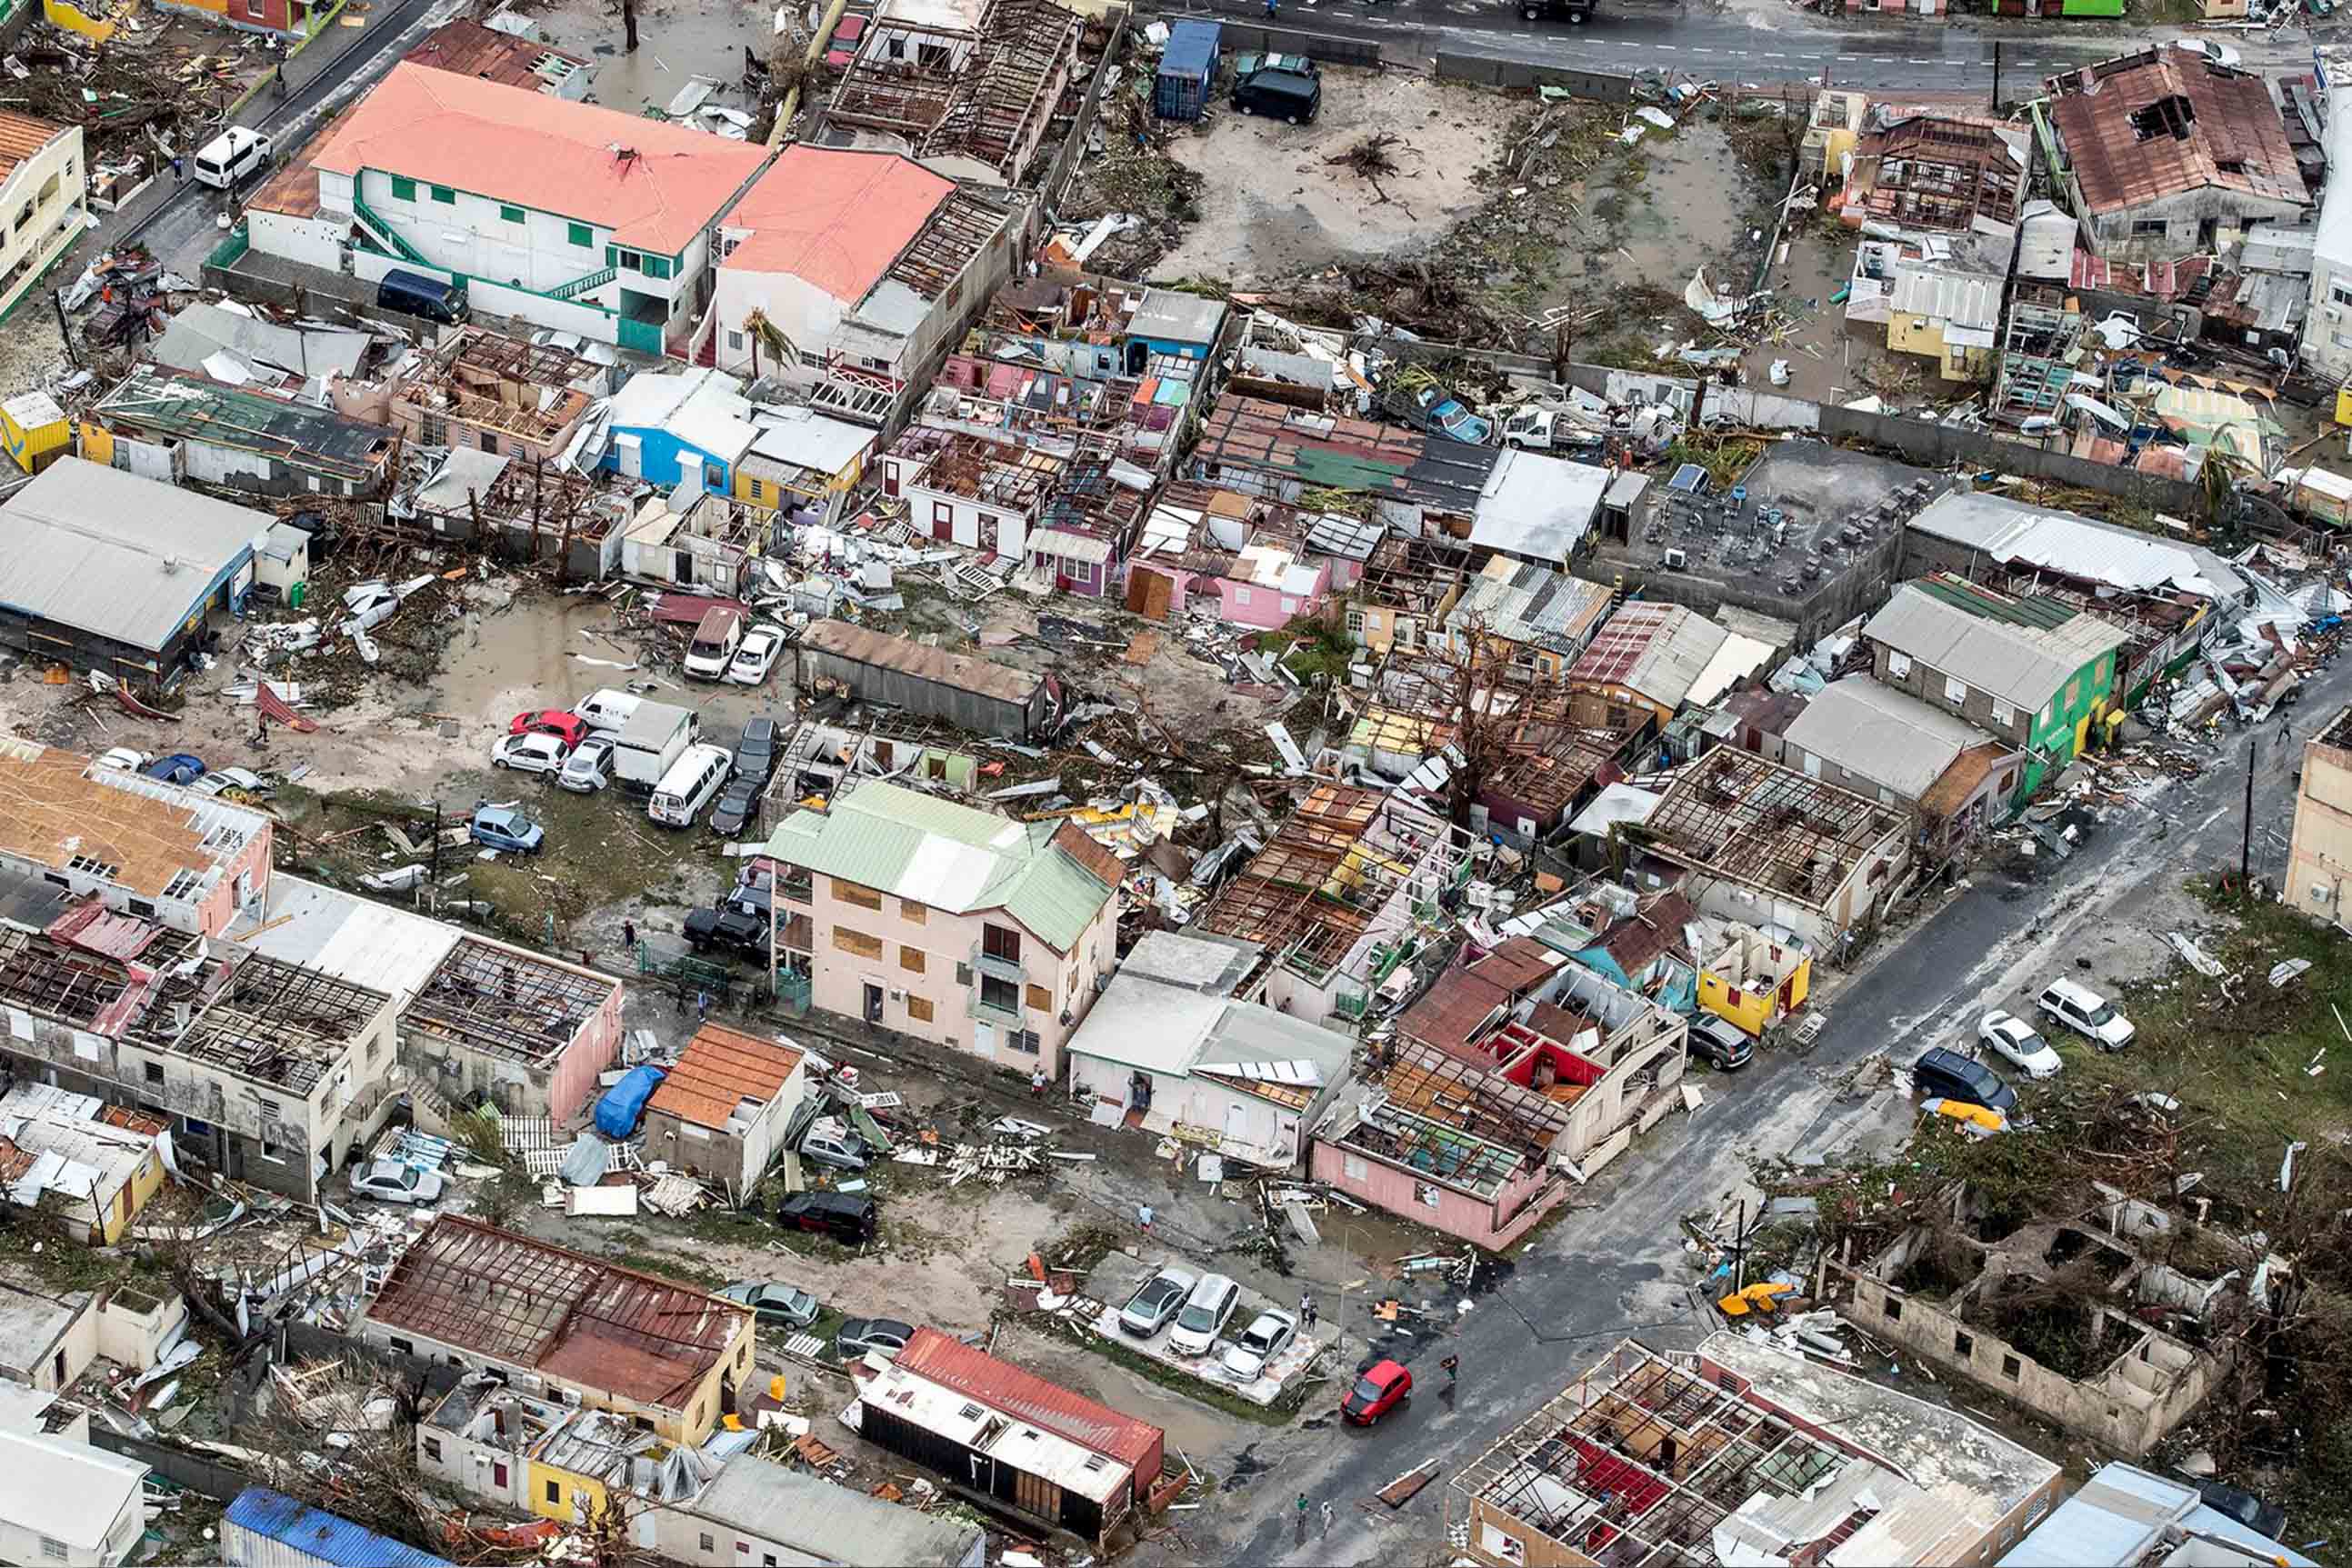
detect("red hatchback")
(1342, 1359), (1412, 1425)
(510, 709), (588, 749)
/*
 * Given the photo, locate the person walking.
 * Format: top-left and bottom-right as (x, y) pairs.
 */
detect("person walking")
(1299, 1292), (1316, 1332)
(1440, 1353), (1460, 1385)
(695, 989), (711, 1024)
(621, 918), (637, 951)
(1295, 1493), (1309, 1546)
(1320, 1500), (1335, 1539)
(1137, 1203), (1155, 1236)
(1030, 1065), (1049, 1098)
(1264, 0), (1277, 18)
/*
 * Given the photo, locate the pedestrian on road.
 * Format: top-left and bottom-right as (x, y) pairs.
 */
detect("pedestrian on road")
(1299, 1292), (1316, 1331)
(170, 155), (183, 183)
(275, 66), (288, 100)
(696, 989), (710, 1023)
(1264, 0), (1277, 18)
(1295, 1493), (1309, 1546)
(1137, 1203), (1155, 1236)
(1030, 1065), (1048, 1098)
(1441, 1353), (1460, 1385)
(622, 918), (637, 951)
(1320, 1501), (1335, 1538)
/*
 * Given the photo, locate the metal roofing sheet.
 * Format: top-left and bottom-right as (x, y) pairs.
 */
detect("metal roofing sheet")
(1127, 288), (1226, 346)
(1863, 582), (2128, 711)
(797, 618), (1040, 705)
(688, 1455), (986, 1564)
(2050, 50), (2305, 215)
(1569, 602), (1731, 708)
(0, 458), (265, 652)
(1907, 490), (2246, 602)
(0, 1428), (149, 1551)
(1470, 448), (1607, 561)
(224, 1487), (456, 1568)
(1782, 676), (1993, 800)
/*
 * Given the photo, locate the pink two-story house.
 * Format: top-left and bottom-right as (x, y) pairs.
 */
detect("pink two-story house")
(763, 783), (1120, 1076)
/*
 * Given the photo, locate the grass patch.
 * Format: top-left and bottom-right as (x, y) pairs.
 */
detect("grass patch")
(606, 1248), (729, 1291)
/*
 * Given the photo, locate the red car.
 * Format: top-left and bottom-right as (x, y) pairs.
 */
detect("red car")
(509, 709), (588, 749)
(1342, 1359), (1412, 1425)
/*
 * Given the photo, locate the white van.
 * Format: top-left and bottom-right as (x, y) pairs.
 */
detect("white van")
(192, 127), (271, 190)
(648, 744), (732, 827)
(1166, 1273), (1241, 1357)
(572, 688), (641, 734)
(683, 607), (746, 681)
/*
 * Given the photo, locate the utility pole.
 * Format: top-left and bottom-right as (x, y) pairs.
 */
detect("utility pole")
(425, 796), (441, 914)
(2241, 733), (2259, 892)
(622, 0), (639, 53)
(1991, 41), (2002, 114)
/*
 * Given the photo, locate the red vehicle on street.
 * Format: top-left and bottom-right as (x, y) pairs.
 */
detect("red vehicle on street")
(1342, 1359), (1413, 1425)
(509, 709), (589, 749)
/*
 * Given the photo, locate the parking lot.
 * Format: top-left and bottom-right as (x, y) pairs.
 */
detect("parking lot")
(1088, 1254), (1329, 1408)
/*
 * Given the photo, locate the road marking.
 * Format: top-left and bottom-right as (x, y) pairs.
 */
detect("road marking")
(1655, 43), (1676, 48)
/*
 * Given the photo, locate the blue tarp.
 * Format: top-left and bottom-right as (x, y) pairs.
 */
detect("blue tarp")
(594, 1065), (666, 1139)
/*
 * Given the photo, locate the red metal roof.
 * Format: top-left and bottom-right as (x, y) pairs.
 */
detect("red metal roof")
(2048, 50), (2304, 216)
(893, 1328), (1164, 1480)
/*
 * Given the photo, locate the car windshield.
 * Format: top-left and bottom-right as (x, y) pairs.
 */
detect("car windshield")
(1176, 1303), (1217, 1332)
(1241, 1325), (1274, 1352)
(2087, 1004), (2117, 1025)
(1348, 1376), (1385, 1403)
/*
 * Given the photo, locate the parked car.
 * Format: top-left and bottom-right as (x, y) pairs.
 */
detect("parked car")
(1912, 1045), (2017, 1115)
(726, 866), (775, 921)
(775, 1190), (877, 1244)
(509, 708), (590, 749)
(728, 625), (787, 686)
(1167, 1273), (1242, 1356)
(348, 1159), (445, 1205)
(1412, 386), (1491, 445)
(558, 734), (616, 794)
(1232, 54), (1319, 122)
(718, 1280), (821, 1329)
(469, 804), (544, 855)
(2172, 37), (2243, 68)
(188, 767), (266, 799)
(143, 753), (206, 785)
(1342, 1359), (1412, 1425)
(1977, 1009), (2063, 1079)
(491, 732), (571, 774)
(2037, 978), (2135, 1051)
(709, 776), (764, 839)
(1688, 1014), (1754, 1072)
(96, 747), (152, 773)
(684, 904), (767, 958)
(1117, 1266), (1199, 1338)
(835, 1317), (915, 1362)
(1221, 1309), (1297, 1381)
(733, 716), (780, 786)
(798, 1125), (870, 1171)
(2194, 1480), (2286, 1542)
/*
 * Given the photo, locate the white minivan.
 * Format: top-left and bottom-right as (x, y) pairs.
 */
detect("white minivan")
(573, 688), (641, 734)
(2037, 977), (2136, 1051)
(648, 744), (733, 827)
(193, 127), (271, 190)
(1166, 1273), (1241, 1358)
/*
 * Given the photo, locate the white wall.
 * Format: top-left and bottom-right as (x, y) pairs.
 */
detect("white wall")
(711, 264), (836, 378)
(355, 169), (629, 299)
(906, 477), (1028, 556)
(245, 210), (345, 273)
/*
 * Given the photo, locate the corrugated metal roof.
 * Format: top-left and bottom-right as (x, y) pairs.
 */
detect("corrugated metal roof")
(1907, 491), (2247, 603)
(224, 1487), (455, 1568)
(893, 1327), (1163, 1475)
(686, 1456), (986, 1565)
(1863, 581), (2129, 712)
(1568, 601), (1731, 709)
(1447, 556), (1614, 653)
(764, 784), (1113, 952)
(1469, 448), (1608, 561)
(646, 1024), (802, 1129)
(798, 619), (1040, 705)
(2049, 50), (2305, 216)
(0, 457), (265, 652)
(1783, 676), (1996, 800)
(1889, 263), (2003, 334)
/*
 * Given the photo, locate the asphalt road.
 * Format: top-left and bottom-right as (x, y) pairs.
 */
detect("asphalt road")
(1201, 663), (2341, 1568)
(1156, 0), (2333, 91)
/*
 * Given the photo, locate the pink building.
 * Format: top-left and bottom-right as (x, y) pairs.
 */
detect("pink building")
(766, 783), (1120, 1076)
(400, 936), (624, 1123)
(1122, 482), (1375, 627)
(0, 740), (273, 937)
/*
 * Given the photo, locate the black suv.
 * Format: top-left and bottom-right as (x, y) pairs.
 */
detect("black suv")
(1913, 1046), (2017, 1114)
(734, 717), (779, 786)
(776, 1190), (877, 1244)
(1233, 56), (1319, 123)
(685, 905), (766, 957)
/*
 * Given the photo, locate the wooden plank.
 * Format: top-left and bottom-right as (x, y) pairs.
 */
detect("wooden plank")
(1374, 1459), (1440, 1508)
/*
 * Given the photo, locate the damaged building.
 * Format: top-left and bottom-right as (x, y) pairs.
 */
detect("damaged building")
(1637, 746), (1913, 947)
(1840, 113), (2031, 240)
(794, 619), (1057, 739)
(1191, 784), (1471, 1029)
(1456, 1334), (2062, 1568)
(397, 446), (633, 580)
(824, 0), (1084, 188)
(85, 364), (400, 500)
(398, 936), (622, 1123)
(880, 425), (1067, 561)
(419, 1375), (711, 1528)
(355, 1216), (755, 1443)
(371, 326), (611, 465)
(1826, 1189), (2257, 1456)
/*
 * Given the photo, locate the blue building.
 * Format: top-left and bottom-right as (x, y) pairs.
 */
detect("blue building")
(599, 366), (760, 494)
(1121, 288), (1227, 374)
(222, 1487), (456, 1568)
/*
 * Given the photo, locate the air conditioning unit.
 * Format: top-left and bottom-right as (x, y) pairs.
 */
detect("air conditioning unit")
(1663, 547), (1688, 570)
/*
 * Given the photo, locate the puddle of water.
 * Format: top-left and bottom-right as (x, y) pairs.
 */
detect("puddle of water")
(430, 594), (619, 724)
(539, 0), (764, 115)
(1613, 122), (1756, 285)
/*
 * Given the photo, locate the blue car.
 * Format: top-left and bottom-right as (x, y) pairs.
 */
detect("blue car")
(143, 753), (206, 785)
(469, 804), (544, 855)
(1415, 387), (1490, 445)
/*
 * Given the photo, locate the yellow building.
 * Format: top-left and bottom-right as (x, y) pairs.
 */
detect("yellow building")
(732, 411), (875, 514)
(0, 1086), (168, 1245)
(2287, 709), (2352, 925)
(1690, 915), (1812, 1037)
(1887, 263), (2002, 384)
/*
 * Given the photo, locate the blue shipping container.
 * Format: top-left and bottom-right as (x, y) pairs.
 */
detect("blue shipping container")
(595, 1064), (667, 1139)
(1155, 21), (1221, 121)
